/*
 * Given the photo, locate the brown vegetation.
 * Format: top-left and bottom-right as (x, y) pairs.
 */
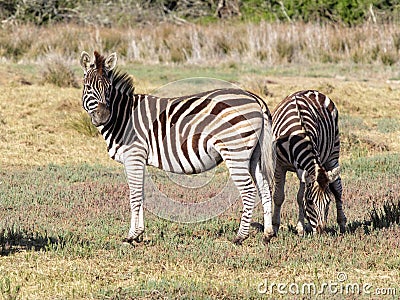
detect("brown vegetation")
(1, 22), (400, 67)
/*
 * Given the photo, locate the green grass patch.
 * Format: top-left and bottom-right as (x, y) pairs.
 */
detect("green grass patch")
(342, 153), (400, 178)
(376, 117), (400, 134)
(1, 164), (400, 298)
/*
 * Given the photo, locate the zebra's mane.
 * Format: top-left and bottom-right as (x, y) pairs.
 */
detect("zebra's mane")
(94, 51), (104, 75)
(108, 69), (135, 98)
(293, 93), (330, 187)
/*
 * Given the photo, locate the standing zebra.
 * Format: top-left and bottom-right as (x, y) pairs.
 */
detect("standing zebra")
(265, 90), (347, 242)
(79, 51), (275, 245)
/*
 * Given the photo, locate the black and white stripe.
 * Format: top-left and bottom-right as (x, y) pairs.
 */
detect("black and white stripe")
(265, 90), (347, 240)
(80, 51), (275, 244)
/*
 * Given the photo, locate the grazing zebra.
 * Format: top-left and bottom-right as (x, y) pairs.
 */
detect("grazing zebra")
(265, 90), (347, 241)
(79, 51), (275, 245)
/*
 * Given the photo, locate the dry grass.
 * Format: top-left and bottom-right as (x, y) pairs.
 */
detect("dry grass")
(40, 55), (79, 88)
(1, 62), (399, 168)
(1, 22), (400, 68)
(0, 78), (111, 168)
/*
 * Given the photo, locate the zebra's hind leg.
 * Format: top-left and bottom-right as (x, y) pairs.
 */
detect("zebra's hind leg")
(251, 161), (274, 244)
(224, 158), (257, 245)
(296, 182), (306, 236)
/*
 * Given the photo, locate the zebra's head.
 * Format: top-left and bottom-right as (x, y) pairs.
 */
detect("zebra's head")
(301, 166), (340, 233)
(80, 51), (117, 126)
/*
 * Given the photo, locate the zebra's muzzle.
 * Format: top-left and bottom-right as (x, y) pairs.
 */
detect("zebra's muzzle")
(90, 102), (111, 126)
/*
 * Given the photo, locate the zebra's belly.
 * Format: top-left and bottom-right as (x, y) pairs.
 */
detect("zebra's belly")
(148, 147), (223, 175)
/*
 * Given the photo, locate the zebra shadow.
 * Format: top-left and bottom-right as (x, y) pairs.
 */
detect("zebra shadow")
(251, 199), (400, 237)
(346, 199), (400, 235)
(0, 225), (88, 256)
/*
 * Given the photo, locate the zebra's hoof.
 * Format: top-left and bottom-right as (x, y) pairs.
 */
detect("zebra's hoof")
(263, 234), (274, 245)
(263, 225), (275, 244)
(232, 236), (245, 245)
(134, 234), (144, 243)
(122, 234), (144, 245)
(122, 237), (134, 245)
(296, 226), (305, 236)
(338, 215), (347, 233)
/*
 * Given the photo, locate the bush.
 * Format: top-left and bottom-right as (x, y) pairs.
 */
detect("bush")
(1, 0), (400, 26)
(0, 0), (80, 25)
(41, 56), (79, 88)
(380, 51), (398, 66)
(241, 0), (400, 25)
(370, 199), (400, 230)
(67, 112), (98, 137)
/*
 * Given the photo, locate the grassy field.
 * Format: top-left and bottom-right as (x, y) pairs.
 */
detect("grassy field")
(1, 59), (400, 299)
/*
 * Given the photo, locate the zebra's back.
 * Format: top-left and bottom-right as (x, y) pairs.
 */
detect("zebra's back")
(267, 90), (346, 238)
(128, 88), (266, 174)
(272, 90), (339, 171)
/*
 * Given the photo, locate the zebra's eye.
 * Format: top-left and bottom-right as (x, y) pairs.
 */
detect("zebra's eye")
(306, 199), (314, 206)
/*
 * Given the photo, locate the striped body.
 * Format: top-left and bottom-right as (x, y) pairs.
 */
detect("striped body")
(80, 51), (275, 244)
(102, 89), (266, 173)
(267, 90), (346, 239)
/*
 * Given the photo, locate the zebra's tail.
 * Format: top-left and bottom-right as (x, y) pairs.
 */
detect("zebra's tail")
(260, 114), (276, 191)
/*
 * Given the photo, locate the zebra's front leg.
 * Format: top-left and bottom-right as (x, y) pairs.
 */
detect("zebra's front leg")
(122, 188), (145, 244)
(125, 200), (144, 243)
(296, 182), (306, 236)
(122, 156), (146, 244)
(250, 161), (274, 244)
(330, 176), (347, 234)
(270, 168), (286, 240)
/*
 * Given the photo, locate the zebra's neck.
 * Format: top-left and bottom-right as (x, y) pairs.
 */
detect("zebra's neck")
(99, 69), (136, 161)
(101, 69), (135, 128)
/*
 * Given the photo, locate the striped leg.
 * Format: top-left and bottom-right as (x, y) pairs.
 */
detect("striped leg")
(329, 176), (347, 233)
(223, 156), (257, 245)
(122, 153), (146, 244)
(296, 182), (306, 235)
(325, 161), (347, 233)
(250, 158), (273, 244)
(271, 167), (287, 239)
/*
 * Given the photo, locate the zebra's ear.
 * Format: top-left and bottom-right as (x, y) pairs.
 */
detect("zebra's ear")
(80, 51), (91, 74)
(105, 52), (117, 71)
(327, 166), (340, 183)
